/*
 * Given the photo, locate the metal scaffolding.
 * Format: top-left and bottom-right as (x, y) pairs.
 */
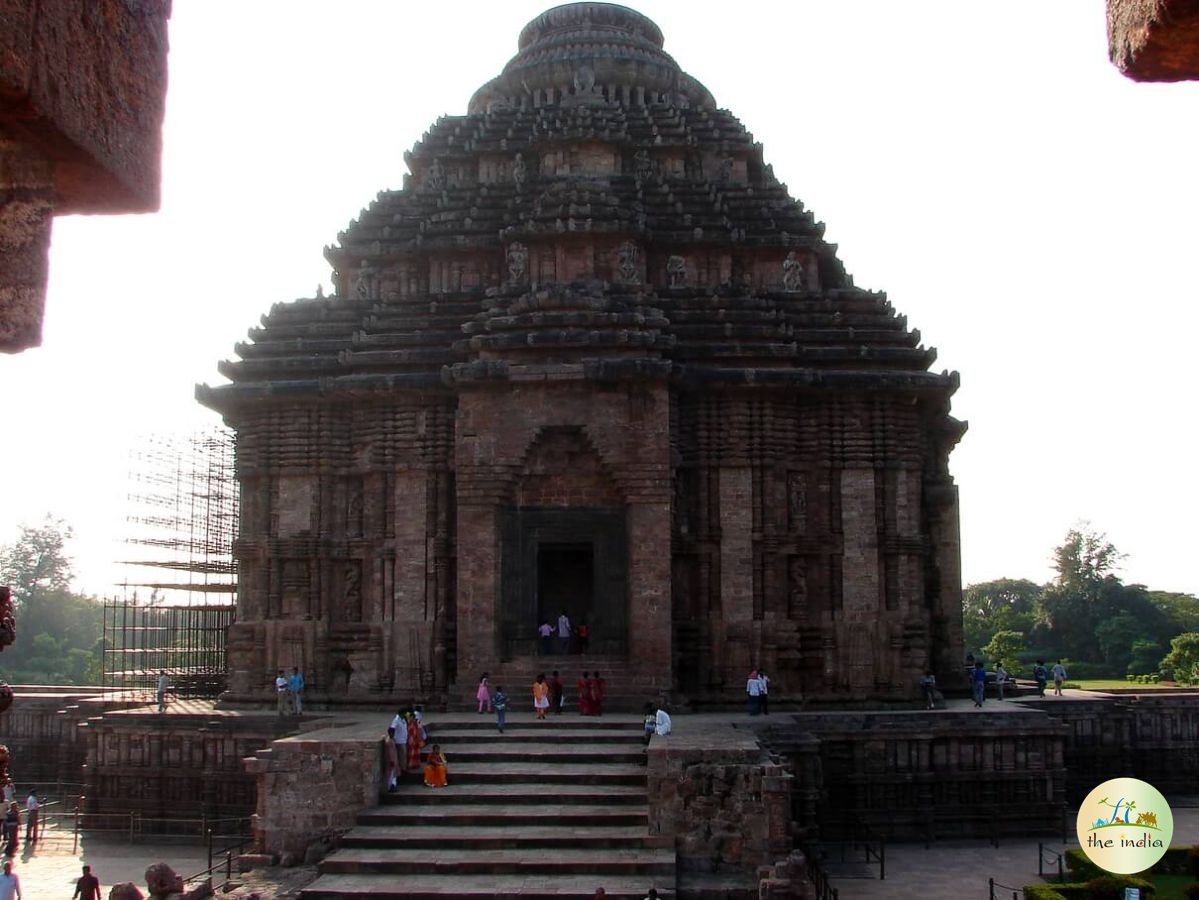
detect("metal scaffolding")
(103, 427), (238, 697)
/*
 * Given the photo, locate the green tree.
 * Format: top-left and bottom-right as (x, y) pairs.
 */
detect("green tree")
(0, 517), (74, 609)
(982, 630), (1027, 673)
(962, 578), (1042, 654)
(1148, 591), (1199, 635)
(1128, 639), (1163, 676)
(1160, 632), (1199, 684)
(1052, 524), (1124, 592)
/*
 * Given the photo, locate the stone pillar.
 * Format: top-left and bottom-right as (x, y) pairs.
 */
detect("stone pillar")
(390, 467), (432, 685)
(626, 499), (672, 691)
(0, 138), (54, 351)
(839, 468), (880, 696)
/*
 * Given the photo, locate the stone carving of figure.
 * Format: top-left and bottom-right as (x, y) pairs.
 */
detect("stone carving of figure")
(787, 472), (806, 531)
(788, 558), (808, 615)
(616, 241), (640, 284)
(352, 261), (377, 300)
(347, 481), (364, 537)
(513, 152), (527, 191)
(634, 149), (654, 182)
(782, 251), (805, 292)
(573, 65), (596, 95)
(342, 562), (362, 621)
(719, 155), (734, 183)
(427, 157), (446, 191)
(507, 241), (528, 285)
(667, 254), (687, 288)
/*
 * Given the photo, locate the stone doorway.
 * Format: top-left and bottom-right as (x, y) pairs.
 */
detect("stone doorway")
(537, 542), (594, 641)
(500, 507), (627, 660)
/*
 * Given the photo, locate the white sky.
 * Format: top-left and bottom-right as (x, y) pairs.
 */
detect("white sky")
(1, 1), (1196, 599)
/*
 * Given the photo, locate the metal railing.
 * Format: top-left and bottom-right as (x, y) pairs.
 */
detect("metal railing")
(1039, 842), (1066, 881)
(32, 802), (251, 855)
(988, 877), (1021, 900)
(182, 830), (256, 889)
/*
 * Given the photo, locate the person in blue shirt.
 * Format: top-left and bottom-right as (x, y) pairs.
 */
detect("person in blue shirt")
(971, 660), (987, 707)
(493, 686), (509, 734)
(289, 667), (305, 715)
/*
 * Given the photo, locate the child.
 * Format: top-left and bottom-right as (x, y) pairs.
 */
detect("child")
(642, 704), (656, 746)
(383, 727), (399, 791)
(493, 686), (509, 734)
(476, 673), (492, 713)
(423, 744), (448, 788)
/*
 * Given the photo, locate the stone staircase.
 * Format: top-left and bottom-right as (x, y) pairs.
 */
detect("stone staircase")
(300, 713), (675, 899)
(456, 655), (666, 714)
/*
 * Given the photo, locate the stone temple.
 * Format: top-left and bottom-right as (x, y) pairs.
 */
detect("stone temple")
(199, 1), (967, 709)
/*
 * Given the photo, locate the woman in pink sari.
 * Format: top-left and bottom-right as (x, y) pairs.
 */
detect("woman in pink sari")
(405, 712), (423, 772)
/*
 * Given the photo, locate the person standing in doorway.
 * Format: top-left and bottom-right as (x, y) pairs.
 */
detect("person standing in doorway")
(493, 685), (509, 734)
(156, 670), (169, 712)
(289, 667), (305, 715)
(274, 670), (290, 716)
(549, 671), (564, 714)
(72, 864), (101, 900)
(746, 669), (762, 715)
(557, 611), (572, 656)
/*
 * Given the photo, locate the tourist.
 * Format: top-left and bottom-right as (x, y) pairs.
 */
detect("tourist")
(72, 864), (101, 900)
(1034, 660), (1048, 697)
(0, 860), (20, 900)
(589, 671), (605, 717)
(577, 671), (592, 715)
(1052, 660), (1068, 696)
(1, 782), (12, 806)
(390, 708), (408, 778)
(405, 711), (424, 773)
(476, 673), (492, 714)
(1, 803), (19, 856)
(995, 661), (1009, 701)
(21, 794), (36, 844)
(642, 704), (656, 745)
(971, 660), (987, 707)
(423, 744), (448, 787)
(655, 706), (672, 736)
(758, 669), (771, 715)
(538, 621), (554, 655)
(557, 610), (572, 655)
(533, 673), (550, 720)
(550, 671), (564, 714)
(156, 670), (169, 712)
(413, 707), (427, 742)
(493, 685), (509, 734)
(576, 621), (590, 654)
(289, 667), (305, 715)
(919, 671), (937, 709)
(274, 669), (290, 716)
(383, 727), (399, 791)
(747, 669), (763, 715)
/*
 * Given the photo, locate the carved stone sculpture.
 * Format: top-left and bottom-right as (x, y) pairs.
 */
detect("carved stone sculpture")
(513, 152), (527, 191)
(507, 241), (529, 285)
(616, 241), (640, 284)
(427, 157), (446, 191)
(782, 251), (804, 292)
(667, 254), (687, 288)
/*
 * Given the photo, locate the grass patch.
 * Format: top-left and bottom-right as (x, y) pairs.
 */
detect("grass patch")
(1068, 679), (1182, 691)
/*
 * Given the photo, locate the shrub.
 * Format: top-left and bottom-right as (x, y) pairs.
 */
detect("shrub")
(1024, 875), (1154, 899)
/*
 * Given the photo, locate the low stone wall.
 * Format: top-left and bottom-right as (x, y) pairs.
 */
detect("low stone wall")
(647, 722), (793, 876)
(245, 725), (383, 863)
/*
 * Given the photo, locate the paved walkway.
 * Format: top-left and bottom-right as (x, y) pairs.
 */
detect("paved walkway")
(826, 805), (1199, 898)
(3, 821), (210, 897)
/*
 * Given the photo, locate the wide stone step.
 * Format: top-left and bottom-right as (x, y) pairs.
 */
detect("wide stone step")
(319, 846), (676, 876)
(359, 802), (647, 827)
(400, 761), (646, 786)
(301, 873), (674, 899)
(342, 824), (652, 849)
(421, 743), (645, 765)
(427, 722), (643, 743)
(375, 783), (646, 808)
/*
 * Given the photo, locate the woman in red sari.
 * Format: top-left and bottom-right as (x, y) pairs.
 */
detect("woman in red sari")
(577, 671), (592, 715)
(588, 671), (605, 717)
(405, 712), (423, 772)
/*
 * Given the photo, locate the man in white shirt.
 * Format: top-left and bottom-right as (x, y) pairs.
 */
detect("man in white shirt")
(1052, 661), (1068, 696)
(390, 708), (408, 774)
(557, 611), (572, 656)
(0, 859), (21, 900)
(274, 670), (290, 716)
(747, 670), (763, 715)
(654, 708), (672, 736)
(156, 670), (169, 712)
(23, 794), (37, 844)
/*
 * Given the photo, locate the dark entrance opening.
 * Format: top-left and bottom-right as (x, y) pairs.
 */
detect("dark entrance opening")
(537, 543), (593, 631)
